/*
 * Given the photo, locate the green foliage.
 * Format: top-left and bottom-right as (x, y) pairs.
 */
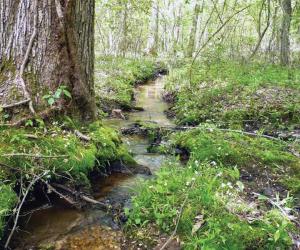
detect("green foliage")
(171, 125), (300, 193)
(126, 127), (299, 249)
(0, 127), (96, 180)
(0, 120), (138, 240)
(165, 60), (300, 132)
(0, 121), (135, 181)
(127, 161), (295, 249)
(0, 184), (17, 239)
(43, 85), (72, 106)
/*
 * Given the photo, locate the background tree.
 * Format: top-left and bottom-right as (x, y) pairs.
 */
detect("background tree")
(280, 0), (292, 65)
(187, 1), (202, 57)
(95, 0), (299, 65)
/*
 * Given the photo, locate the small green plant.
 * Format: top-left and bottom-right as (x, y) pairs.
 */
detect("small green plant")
(43, 85), (72, 106)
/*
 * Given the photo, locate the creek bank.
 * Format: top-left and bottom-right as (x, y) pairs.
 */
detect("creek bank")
(0, 120), (151, 249)
(125, 125), (300, 249)
(163, 60), (300, 139)
(95, 55), (167, 115)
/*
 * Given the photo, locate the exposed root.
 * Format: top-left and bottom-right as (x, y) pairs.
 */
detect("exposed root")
(51, 183), (109, 210)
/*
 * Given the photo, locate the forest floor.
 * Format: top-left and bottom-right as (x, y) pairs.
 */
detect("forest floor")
(0, 56), (299, 249)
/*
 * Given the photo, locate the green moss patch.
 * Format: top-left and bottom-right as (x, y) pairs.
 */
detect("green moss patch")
(0, 185), (17, 239)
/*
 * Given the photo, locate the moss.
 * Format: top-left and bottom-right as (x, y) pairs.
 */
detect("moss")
(117, 145), (136, 166)
(171, 124), (300, 193)
(0, 119), (139, 240)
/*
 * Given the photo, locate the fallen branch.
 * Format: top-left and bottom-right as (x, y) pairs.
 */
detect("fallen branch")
(215, 128), (280, 141)
(24, 134), (39, 139)
(52, 183), (108, 210)
(43, 181), (78, 206)
(123, 124), (281, 141)
(252, 192), (300, 227)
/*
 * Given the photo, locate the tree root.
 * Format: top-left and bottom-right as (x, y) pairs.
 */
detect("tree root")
(51, 183), (108, 210)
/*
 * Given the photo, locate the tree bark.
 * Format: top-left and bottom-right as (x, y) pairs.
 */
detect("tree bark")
(0, 0), (96, 121)
(120, 1), (128, 57)
(280, 0), (292, 66)
(187, 2), (201, 58)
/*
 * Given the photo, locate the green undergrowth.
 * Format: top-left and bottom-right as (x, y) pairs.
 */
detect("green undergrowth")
(170, 125), (300, 193)
(0, 185), (17, 239)
(165, 60), (300, 132)
(126, 125), (299, 249)
(95, 56), (160, 112)
(127, 162), (296, 249)
(0, 120), (135, 239)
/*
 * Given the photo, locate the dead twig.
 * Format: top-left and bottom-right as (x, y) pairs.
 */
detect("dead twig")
(51, 183), (108, 210)
(252, 192), (300, 227)
(42, 181), (78, 206)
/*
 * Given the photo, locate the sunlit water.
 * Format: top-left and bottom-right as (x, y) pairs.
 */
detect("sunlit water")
(11, 76), (173, 249)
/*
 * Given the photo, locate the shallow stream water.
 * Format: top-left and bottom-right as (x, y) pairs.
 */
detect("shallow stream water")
(11, 76), (172, 249)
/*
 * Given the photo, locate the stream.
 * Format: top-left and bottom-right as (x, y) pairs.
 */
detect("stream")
(11, 75), (173, 249)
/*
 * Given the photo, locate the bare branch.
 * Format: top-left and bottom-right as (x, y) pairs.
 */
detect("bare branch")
(189, 5), (251, 85)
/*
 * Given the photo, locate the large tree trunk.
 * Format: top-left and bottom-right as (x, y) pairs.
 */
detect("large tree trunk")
(280, 0), (292, 66)
(0, 0), (96, 122)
